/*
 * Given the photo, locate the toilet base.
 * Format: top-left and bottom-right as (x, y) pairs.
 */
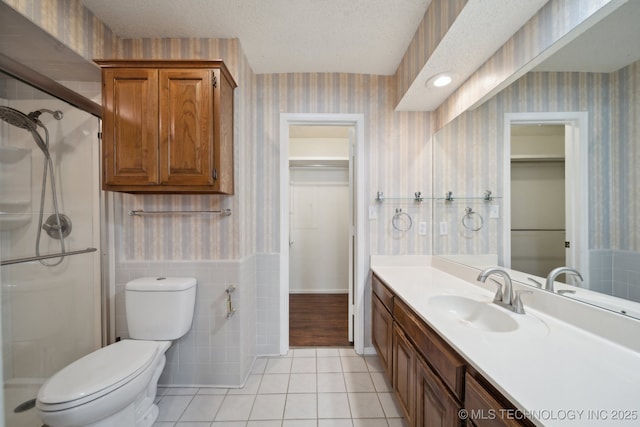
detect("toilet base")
(38, 342), (169, 427)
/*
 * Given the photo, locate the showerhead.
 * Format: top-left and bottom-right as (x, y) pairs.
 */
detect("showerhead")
(0, 106), (38, 131)
(0, 106), (49, 155)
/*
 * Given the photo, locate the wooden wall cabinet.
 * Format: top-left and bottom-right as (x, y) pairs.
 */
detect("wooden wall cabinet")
(372, 273), (532, 427)
(97, 60), (236, 194)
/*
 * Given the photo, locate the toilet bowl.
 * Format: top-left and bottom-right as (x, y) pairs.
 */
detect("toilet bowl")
(36, 277), (196, 427)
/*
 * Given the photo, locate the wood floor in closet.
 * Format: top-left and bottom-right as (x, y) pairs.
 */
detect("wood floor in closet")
(289, 293), (351, 347)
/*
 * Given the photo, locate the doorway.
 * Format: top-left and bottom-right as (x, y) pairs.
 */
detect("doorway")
(279, 113), (366, 355)
(288, 125), (351, 346)
(503, 112), (589, 285)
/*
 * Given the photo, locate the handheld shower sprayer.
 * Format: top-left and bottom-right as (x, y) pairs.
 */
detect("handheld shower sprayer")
(0, 105), (69, 266)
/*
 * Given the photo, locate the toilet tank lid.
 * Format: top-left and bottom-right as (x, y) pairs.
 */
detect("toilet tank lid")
(126, 276), (197, 291)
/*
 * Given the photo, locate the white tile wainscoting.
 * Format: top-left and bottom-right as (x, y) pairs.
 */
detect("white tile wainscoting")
(115, 256), (259, 386)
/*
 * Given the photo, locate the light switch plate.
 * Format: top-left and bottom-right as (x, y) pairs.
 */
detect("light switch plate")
(439, 221), (448, 235)
(418, 222), (427, 235)
(368, 205), (377, 220)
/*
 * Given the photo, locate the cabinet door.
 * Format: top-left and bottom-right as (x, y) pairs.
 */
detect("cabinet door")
(372, 294), (393, 378)
(465, 374), (527, 427)
(102, 68), (159, 187)
(416, 358), (462, 427)
(393, 324), (416, 426)
(159, 69), (213, 186)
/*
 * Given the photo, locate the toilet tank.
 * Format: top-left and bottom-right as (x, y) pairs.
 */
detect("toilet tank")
(125, 277), (197, 340)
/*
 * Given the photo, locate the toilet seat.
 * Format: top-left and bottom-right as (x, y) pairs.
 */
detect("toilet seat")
(37, 340), (160, 412)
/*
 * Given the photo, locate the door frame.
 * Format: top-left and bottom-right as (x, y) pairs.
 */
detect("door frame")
(280, 113), (365, 355)
(503, 112), (589, 283)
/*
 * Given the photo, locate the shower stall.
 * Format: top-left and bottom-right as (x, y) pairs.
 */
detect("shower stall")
(0, 70), (102, 427)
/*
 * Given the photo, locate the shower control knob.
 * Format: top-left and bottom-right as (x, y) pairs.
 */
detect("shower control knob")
(42, 214), (72, 239)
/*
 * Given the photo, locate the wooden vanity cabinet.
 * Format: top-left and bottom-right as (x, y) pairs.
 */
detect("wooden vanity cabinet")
(392, 323), (417, 426)
(465, 374), (528, 427)
(372, 273), (531, 427)
(416, 357), (463, 427)
(98, 60), (236, 194)
(372, 274), (394, 377)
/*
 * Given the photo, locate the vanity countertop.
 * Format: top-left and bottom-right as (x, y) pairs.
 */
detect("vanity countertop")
(371, 259), (640, 427)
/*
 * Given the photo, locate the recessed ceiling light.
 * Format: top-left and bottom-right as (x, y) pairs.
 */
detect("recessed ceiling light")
(426, 73), (455, 88)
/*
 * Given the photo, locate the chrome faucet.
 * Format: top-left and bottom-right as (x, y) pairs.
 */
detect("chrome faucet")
(545, 267), (583, 292)
(478, 267), (514, 305)
(477, 267), (531, 314)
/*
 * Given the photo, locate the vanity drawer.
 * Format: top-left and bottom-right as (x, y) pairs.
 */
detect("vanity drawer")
(465, 374), (530, 427)
(372, 274), (394, 312)
(393, 297), (465, 401)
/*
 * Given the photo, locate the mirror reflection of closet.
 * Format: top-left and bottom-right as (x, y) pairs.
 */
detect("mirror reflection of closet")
(510, 124), (566, 279)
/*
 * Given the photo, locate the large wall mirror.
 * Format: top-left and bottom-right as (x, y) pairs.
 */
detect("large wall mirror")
(433, 0), (640, 319)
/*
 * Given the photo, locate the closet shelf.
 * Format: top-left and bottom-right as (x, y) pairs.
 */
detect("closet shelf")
(289, 157), (349, 168)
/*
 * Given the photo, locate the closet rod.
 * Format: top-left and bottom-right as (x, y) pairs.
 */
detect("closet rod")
(511, 228), (565, 232)
(129, 209), (232, 217)
(1, 247), (97, 266)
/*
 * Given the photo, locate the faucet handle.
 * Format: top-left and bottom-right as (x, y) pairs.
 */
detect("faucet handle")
(513, 290), (533, 314)
(489, 278), (503, 303)
(527, 277), (543, 288)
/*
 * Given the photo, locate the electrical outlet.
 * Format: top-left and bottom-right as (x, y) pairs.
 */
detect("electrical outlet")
(490, 205), (500, 219)
(418, 222), (427, 235)
(439, 221), (448, 235)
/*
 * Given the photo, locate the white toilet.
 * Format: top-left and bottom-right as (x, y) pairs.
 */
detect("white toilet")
(36, 276), (197, 427)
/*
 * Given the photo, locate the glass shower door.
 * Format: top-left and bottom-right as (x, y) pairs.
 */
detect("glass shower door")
(0, 72), (102, 427)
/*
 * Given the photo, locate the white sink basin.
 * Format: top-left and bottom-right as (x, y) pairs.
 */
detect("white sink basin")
(428, 295), (518, 333)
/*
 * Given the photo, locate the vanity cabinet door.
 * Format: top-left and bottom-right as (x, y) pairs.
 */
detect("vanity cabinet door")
(416, 357), (462, 427)
(372, 293), (393, 379)
(394, 298), (466, 401)
(465, 374), (529, 427)
(393, 323), (416, 426)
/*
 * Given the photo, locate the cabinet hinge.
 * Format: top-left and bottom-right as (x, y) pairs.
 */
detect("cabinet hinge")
(212, 168), (218, 180)
(212, 74), (218, 89)
(97, 132), (102, 140)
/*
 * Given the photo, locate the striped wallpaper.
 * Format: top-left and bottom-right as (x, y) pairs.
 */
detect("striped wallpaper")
(254, 73), (433, 255)
(435, 0), (616, 129)
(394, 0), (466, 106)
(5, 0), (620, 262)
(433, 63), (639, 258)
(115, 38), (256, 260)
(3, 0), (118, 60)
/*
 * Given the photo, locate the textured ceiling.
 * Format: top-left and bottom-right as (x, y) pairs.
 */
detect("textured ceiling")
(82, 0), (431, 75)
(81, 0), (549, 111)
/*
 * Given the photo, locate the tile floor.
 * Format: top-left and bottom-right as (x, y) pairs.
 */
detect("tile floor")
(152, 347), (408, 427)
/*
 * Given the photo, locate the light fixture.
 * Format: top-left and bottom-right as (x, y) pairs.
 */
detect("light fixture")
(426, 73), (455, 88)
